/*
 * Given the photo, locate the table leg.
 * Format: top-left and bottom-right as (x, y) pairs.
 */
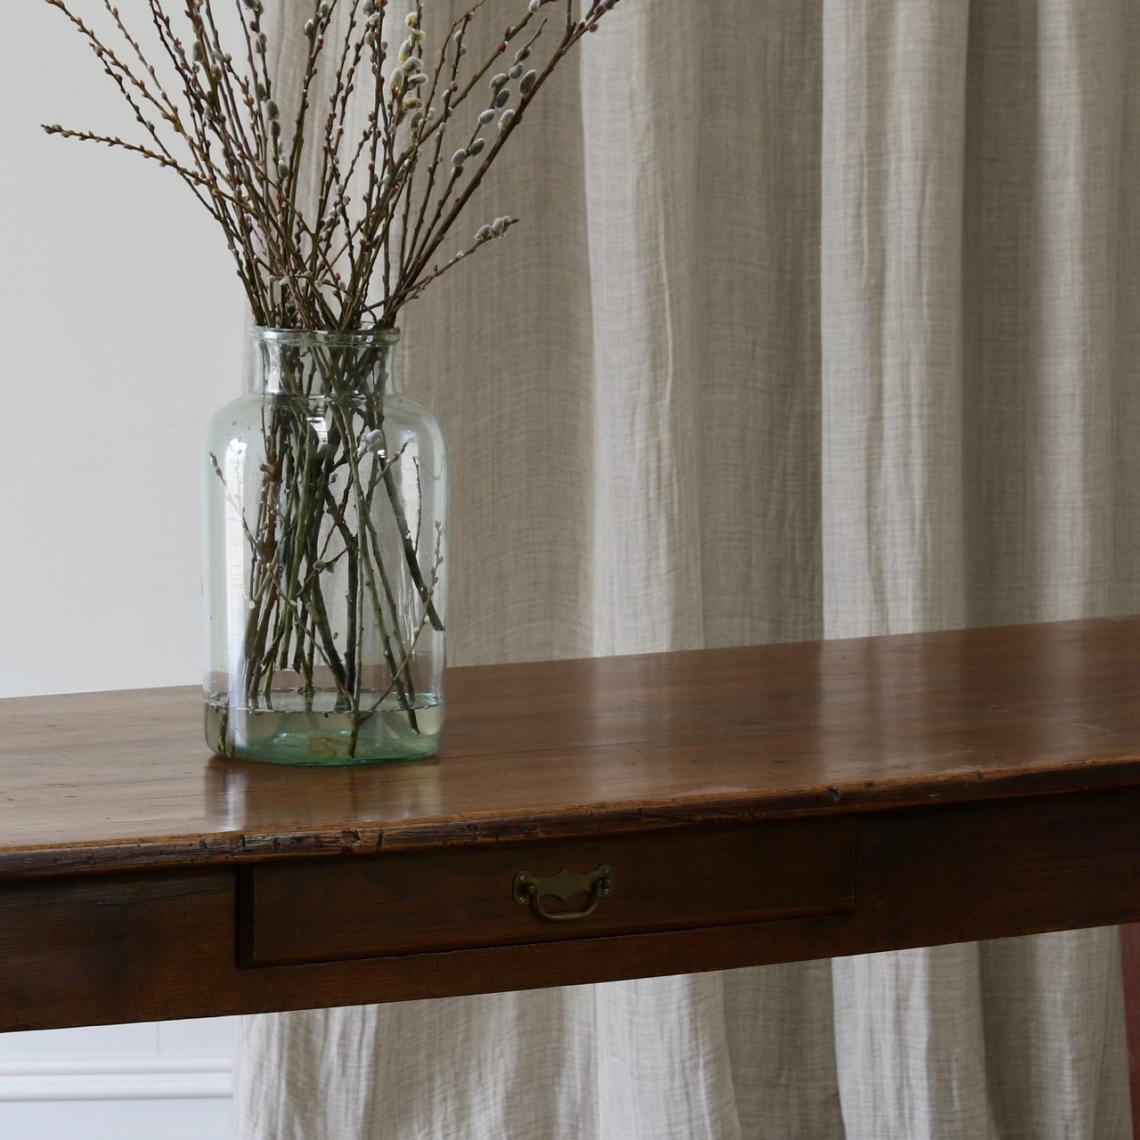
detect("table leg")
(1121, 924), (1140, 1140)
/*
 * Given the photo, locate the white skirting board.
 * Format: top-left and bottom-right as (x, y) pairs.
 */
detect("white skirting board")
(0, 1020), (237, 1139)
(0, 1059), (234, 1140)
(0, 1056), (233, 1101)
(0, 1098), (233, 1140)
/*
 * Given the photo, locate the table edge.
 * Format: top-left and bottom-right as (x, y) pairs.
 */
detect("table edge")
(2, 751), (1138, 880)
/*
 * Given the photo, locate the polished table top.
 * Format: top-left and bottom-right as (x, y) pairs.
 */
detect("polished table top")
(1, 616), (1137, 879)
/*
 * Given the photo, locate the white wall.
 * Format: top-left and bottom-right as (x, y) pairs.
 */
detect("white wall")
(0, 1020), (235, 1139)
(1, 5), (246, 1135)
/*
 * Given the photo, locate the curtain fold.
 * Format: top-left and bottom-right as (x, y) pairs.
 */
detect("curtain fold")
(237, 1), (1140, 1136)
(820, 0), (970, 636)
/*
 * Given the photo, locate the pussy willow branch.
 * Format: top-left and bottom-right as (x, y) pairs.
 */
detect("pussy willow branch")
(40, 0), (625, 330)
(41, 0), (623, 750)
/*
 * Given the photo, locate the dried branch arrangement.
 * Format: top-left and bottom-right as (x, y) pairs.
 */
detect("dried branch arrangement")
(39, 0), (625, 762)
(42, 0), (625, 331)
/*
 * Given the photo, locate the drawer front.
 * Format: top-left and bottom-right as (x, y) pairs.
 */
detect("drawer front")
(239, 819), (855, 967)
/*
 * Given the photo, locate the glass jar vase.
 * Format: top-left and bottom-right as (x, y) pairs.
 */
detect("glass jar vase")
(203, 328), (447, 765)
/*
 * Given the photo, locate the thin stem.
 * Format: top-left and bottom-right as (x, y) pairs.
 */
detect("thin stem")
(41, 0), (623, 747)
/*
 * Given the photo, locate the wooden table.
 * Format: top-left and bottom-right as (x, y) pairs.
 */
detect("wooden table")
(1, 617), (1138, 1041)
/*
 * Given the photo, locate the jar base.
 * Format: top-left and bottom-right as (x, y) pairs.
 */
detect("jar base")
(205, 693), (443, 766)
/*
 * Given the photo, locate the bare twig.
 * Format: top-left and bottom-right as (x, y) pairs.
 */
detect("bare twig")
(39, 0), (625, 756)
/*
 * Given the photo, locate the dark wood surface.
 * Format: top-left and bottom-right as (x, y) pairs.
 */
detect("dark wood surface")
(0, 616), (1138, 1048)
(0, 616), (1138, 878)
(3, 783), (1140, 1034)
(240, 819), (856, 966)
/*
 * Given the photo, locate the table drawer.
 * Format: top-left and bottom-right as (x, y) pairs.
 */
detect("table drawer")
(238, 818), (855, 967)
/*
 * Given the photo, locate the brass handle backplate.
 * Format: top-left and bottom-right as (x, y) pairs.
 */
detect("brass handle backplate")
(512, 864), (615, 922)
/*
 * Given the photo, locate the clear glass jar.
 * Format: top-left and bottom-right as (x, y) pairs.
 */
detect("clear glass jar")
(203, 328), (447, 765)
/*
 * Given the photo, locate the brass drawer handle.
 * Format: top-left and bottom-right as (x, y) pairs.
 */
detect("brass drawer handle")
(513, 864), (615, 922)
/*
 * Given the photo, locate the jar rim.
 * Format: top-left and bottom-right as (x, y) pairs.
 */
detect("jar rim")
(251, 326), (400, 348)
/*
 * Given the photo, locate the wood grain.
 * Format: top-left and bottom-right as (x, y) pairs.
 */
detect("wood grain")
(239, 819), (855, 965)
(0, 617), (1137, 878)
(1, 617), (1139, 1052)
(2, 784), (1139, 1033)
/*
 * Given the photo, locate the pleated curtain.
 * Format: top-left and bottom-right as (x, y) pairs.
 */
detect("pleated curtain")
(236, 1), (1140, 1136)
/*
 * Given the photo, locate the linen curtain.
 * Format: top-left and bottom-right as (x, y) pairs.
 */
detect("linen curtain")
(237, 0), (1140, 1136)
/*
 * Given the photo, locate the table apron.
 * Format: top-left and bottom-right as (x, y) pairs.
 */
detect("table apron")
(2, 784), (1138, 1033)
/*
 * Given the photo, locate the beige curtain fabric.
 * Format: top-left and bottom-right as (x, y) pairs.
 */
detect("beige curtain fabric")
(237, 1), (1140, 1137)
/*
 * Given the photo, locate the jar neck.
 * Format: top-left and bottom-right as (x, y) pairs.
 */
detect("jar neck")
(249, 328), (401, 397)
